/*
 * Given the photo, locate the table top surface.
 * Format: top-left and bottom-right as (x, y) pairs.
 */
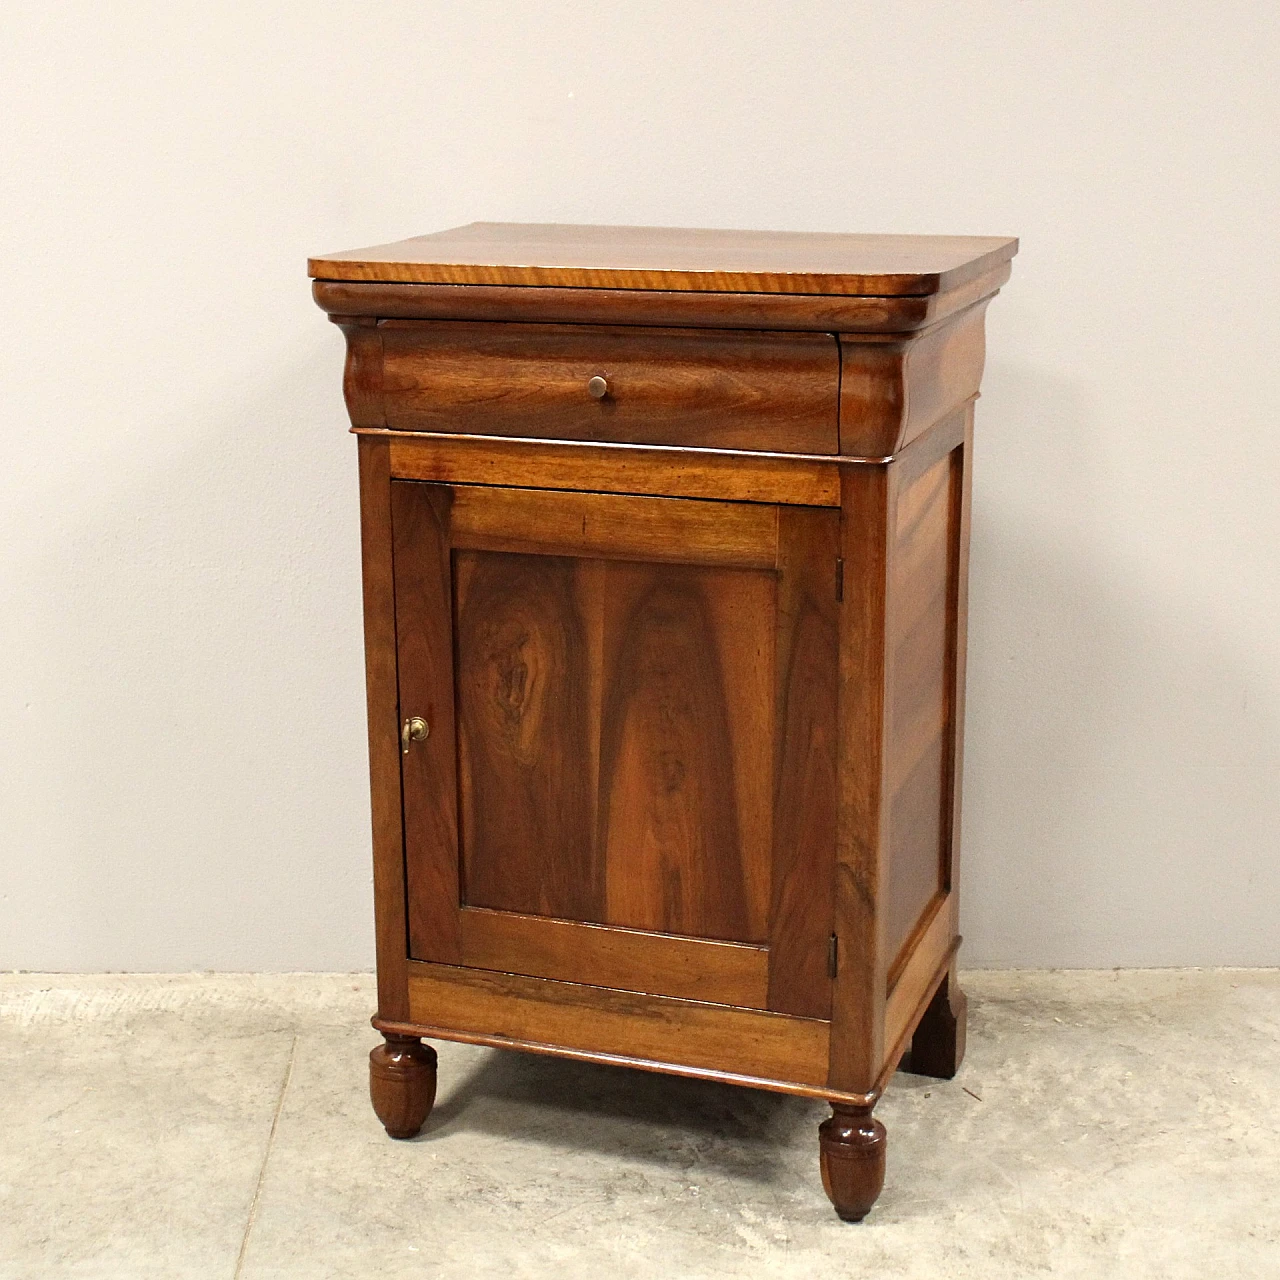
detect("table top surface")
(309, 222), (1018, 297)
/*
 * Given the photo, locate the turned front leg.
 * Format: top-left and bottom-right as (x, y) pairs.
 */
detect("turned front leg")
(369, 1034), (438, 1139)
(818, 1105), (887, 1222)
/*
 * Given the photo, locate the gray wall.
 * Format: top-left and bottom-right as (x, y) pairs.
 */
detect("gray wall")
(3, 3), (1277, 971)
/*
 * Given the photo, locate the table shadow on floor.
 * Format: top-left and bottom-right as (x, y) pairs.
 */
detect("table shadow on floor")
(414, 1044), (826, 1186)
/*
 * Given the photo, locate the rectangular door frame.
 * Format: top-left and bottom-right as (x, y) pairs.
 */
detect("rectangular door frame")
(390, 480), (839, 1017)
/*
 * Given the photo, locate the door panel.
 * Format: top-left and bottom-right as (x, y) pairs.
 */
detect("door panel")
(390, 482), (462, 965)
(457, 907), (769, 1008)
(455, 549), (774, 942)
(596, 558), (774, 941)
(453, 549), (599, 922)
(393, 482), (837, 1016)
(448, 482), (778, 568)
(767, 507), (842, 1017)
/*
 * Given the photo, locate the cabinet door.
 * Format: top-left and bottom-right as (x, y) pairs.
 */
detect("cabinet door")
(391, 482), (838, 1018)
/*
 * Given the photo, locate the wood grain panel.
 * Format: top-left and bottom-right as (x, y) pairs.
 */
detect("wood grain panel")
(597, 562), (775, 943)
(448, 484), (779, 569)
(838, 300), (990, 457)
(404, 961), (831, 1087)
(448, 506), (782, 950)
(883, 893), (955, 1065)
(337, 319), (384, 429)
(394, 481), (841, 1016)
(828, 464), (894, 1094)
(391, 482), (463, 964)
(311, 221), (1018, 296)
(885, 451), (956, 971)
(767, 507), (840, 1017)
(892, 302), (988, 453)
(383, 432), (841, 507)
(315, 261), (1012, 334)
(357, 439), (409, 1019)
(458, 907), (769, 1008)
(453, 551), (599, 921)
(377, 321), (839, 454)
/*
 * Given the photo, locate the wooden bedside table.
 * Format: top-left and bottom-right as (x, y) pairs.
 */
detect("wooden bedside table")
(309, 222), (1016, 1221)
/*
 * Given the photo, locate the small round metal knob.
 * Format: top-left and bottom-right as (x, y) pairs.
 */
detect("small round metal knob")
(587, 375), (608, 399)
(401, 716), (429, 754)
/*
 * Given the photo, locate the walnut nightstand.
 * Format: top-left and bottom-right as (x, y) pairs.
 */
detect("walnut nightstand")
(310, 222), (1016, 1220)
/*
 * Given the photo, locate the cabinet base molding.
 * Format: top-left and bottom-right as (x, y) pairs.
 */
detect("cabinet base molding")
(401, 960), (832, 1089)
(373, 1014), (880, 1108)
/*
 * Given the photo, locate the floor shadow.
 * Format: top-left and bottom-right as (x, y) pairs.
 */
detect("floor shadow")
(420, 1044), (824, 1186)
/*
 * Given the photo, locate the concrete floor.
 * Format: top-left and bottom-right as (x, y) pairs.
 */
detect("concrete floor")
(1, 971), (1277, 1279)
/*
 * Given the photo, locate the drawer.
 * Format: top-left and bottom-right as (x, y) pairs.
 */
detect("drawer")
(375, 321), (840, 454)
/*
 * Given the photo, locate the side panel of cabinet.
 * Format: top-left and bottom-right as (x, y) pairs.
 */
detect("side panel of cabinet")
(827, 410), (970, 1094)
(884, 427), (963, 975)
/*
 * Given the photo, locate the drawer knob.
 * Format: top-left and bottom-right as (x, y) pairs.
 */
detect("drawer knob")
(401, 716), (429, 754)
(586, 374), (608, 399)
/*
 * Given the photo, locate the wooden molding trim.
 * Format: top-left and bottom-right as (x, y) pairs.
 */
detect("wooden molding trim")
(883, 895), (959, 1074)
(838, 299), (991, 456)
(456, 907), (770, 1009)
(313, 262), (1009, 335)
(401, 960), (833, 1091)
(384, 430), (844, 506)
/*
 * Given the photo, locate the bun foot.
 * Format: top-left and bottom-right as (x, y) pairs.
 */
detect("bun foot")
(369, 1034), (437, 1139)
(909, 964), (968, 1080)
(819, 1105), (886, 1222)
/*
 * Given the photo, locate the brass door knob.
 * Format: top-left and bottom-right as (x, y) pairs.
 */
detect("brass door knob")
(587, 374), (608, 399)
(401, 716), (429, 754)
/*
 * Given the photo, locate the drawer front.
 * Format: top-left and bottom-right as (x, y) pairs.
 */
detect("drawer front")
(376, 321), (840, 454)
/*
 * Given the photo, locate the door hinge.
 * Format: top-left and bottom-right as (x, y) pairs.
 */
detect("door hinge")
(828, 933), (839, 979)
(835, 557), (844, 602)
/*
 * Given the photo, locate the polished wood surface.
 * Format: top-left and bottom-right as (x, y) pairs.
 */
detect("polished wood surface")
(393, 480), (838, 1013)
(450, 544), (778, 940)
(588, 555), (774, 941)
(337, 319), (384, 429)
(368, 1034), (437, 1140)
(819, 1107), (888, 1222)
(356, 438), (411, 1020)
(885, 439), (960, 967)
(314, 259), (1011, 334)
(311, 222), (1017, 297)
(458, 907), (769, 1009)
(767, 506), (840, 1018)
(883, 894), (955, 1056)
(445, 483), (778, 568)
(405, 961), (831, 1087)
(828, 406), (974, 1104)
(828, 460), (893, 1096)
(390, 481), (463, 965)
(376, 321), (839, 454)
(318, 221), (1013, 1223)
(838, 300), (989, 456)
(382, 430), (842, 507)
